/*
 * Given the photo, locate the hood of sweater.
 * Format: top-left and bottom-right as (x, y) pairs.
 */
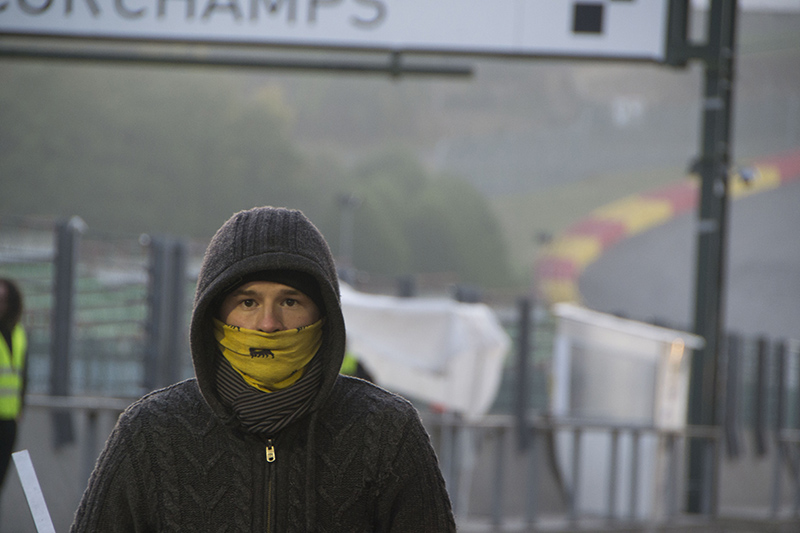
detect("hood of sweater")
(190, 206), (346, 428)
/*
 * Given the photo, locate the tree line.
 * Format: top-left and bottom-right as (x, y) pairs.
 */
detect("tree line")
(0, 61), (516, 288)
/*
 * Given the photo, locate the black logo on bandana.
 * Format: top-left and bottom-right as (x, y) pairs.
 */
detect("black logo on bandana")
(249, 348), (275, 359)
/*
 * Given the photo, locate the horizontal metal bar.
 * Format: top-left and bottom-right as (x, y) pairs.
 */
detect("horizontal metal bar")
(426, 413), (723, 443)
(780, 429), (800, 444)
(25, 394), (133, 412)
(0, 45), (473, 77)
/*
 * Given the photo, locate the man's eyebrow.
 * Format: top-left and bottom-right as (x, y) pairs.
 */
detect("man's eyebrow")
(229, 286), (305, 298)
(278, 287), (305, 297)
(229, 287), (258, 297)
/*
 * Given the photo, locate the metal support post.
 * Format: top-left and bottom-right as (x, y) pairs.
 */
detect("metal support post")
(83, 410), (98, 489)
(337, 193), (360, 285)
(143, 236), (165, 392)
(525, 427), (539, 525)
(753, 337), (770, 457)
(569, 428), (582, 524)
(439, 412), (454, 497)
(771, 341), (788, 518)
(50, 216), (85, 448)
(491, 428), (506, 527)
(515, 297), (532, 450)
(686, 0), (738, 514)
(163, 239), (187, 386)
(724, 333), (742, 458)
(144, 235), (187, 391)
(666, 434), (680, 520)
(607, 429), (620, 520)
(630, 430), (641, 520)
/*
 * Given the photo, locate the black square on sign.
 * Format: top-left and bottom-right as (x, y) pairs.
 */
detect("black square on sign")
(573, 3), (604, 34)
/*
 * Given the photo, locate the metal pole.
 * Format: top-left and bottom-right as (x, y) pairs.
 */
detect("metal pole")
(629, 430), (641, 520)
(143, 236), (186, 390)
(724, 333), (742, 458)
(0, 45), (474, 77)
(337, 193), (361, 285)
(754, 337), (770, 457)
(569, 428), (582, 524)
(771, 341), (788, 518)
(607, 429), (619, 521)
(686, 0), (738, 514)
(666, 433), (680, 520)
(515, 297), (532, 450)
(143, 235), (166, 392)
(50, 216), (85, 448)
(83, 410), (98, 489)
(439, 413), (454, 498)
(164, 238), (187, 386)
(526, 426), (539, 525)
(491, 427), (506, 527)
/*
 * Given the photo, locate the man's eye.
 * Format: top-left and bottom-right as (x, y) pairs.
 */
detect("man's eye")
(284, 298), (297, 307)
(242, 299), (256, 308)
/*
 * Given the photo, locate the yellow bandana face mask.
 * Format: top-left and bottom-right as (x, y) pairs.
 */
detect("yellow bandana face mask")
(213, 318), (324, 392)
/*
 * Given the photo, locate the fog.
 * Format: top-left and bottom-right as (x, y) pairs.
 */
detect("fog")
(1, 7), (798, 289)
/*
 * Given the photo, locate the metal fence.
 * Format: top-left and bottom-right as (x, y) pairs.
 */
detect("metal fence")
(0, 215), (200, 400)
(430, 413), (698, 529)
(3, 214), (800, 531)
(427, 413), (800, 531)
(14, 399), (797, 532)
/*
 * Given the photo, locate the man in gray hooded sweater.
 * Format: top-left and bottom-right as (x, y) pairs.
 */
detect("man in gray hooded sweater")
(71, 206), (456, 532)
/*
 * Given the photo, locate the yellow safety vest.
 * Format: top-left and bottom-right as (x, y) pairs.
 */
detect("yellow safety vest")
(340, 351), (359, 376)
(0, 324), (27, 419)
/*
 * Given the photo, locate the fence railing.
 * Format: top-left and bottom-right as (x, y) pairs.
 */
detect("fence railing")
(773, 428), (800, 519)
(424, 412), (800, 531)
(8, 396), (800, 532)
(24, 394), (134, 489)
(4, 215), (800, 531)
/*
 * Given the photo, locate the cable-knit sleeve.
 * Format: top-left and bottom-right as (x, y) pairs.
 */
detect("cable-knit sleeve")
(374, 405), (456, 533)
(70, 402), (157, 533)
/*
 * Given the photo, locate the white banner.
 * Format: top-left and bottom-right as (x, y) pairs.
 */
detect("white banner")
(0, 0), (670, 61)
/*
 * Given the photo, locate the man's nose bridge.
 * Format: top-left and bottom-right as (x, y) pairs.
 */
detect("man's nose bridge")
(259, 303), (282, 332)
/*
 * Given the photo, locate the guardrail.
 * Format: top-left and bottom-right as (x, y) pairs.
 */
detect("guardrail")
(774, 428), (800, 519)
(24, 394), (134, 490)
(15, 396), (800, 532)
(424, 412), (800, 531)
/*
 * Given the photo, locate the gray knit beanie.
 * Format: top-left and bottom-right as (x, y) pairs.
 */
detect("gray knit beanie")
(189, 206), (346, 418)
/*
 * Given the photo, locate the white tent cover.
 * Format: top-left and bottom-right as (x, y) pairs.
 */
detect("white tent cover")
(340, 284), (511, 419)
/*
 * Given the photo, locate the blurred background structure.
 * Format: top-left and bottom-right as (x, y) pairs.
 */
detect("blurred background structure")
(1, 1), (799, 531)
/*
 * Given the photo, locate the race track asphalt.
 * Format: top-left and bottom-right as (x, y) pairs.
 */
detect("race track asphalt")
(579, 175), (800, 342)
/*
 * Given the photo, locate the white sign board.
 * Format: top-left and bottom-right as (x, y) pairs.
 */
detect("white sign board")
(1, 0), (671, 62)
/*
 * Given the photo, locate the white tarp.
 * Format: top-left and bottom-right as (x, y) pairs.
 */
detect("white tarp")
(340, 284), (510, 419)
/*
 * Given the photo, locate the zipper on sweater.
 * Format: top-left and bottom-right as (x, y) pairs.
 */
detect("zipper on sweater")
(265, 438), (276, 533)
